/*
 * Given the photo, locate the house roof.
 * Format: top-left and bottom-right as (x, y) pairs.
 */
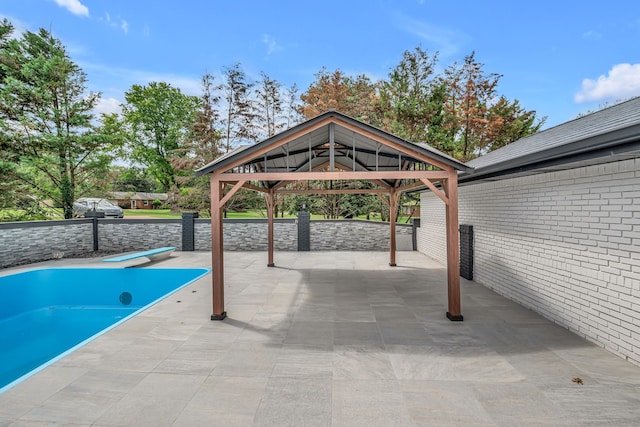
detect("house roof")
(462, 96), (640, 183)
(196, 111), (472, 186)
(109, 192), (168, 201)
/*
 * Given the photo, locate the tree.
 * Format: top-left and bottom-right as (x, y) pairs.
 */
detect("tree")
(347, 74), (383, 127)
(379, 47), (451, 148)
(171, 72), (224, 213)
(299, 68), (349, 118)
(112, 166), (156, 192)
(484, 96), (544, 152)
(442, 51), (544, 160)
(299, 69), (385, 219)
(284, 83), (302, 128)
(190, 73), (224, 163)
(222, 63), (257, 151)
(299, 68), (381, 125)
(256, 71), (284, 138)
(0, 20), (119, 218)
(121, 81), (200, 192)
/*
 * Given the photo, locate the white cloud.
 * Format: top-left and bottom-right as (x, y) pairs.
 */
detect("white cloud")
(52, 0), (89, 17)
(582, 30), (602, 40)
(93, 97), (122, 116)
(575, 63), (640, 103)
(99, 12), (128, 34)
(393, 13), (466, 57)
(262, 34), (283, 55)
(82, 61), (202, 97)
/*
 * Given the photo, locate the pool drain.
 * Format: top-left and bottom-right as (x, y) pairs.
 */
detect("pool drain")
(119, 291), (133, 305)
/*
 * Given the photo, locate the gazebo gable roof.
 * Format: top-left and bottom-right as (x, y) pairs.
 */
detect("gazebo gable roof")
(195, 111), (472, 179)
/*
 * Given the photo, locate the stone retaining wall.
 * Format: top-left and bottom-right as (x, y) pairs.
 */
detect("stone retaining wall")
(311, 220), (413, 251)
(1, 218), (413, 268)
(0, 220), (94, 268)
(98, 219), (182, 252)
(194, 219), (298, 251)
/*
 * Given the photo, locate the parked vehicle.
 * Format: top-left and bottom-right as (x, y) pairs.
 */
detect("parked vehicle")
(73, 198), (124, 218)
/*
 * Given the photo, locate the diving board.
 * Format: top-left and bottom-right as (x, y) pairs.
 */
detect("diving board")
(103, 247), (176, 263)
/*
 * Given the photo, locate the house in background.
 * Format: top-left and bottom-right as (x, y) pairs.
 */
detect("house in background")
(108, 192), (169, 209)
(418, 96), (640, 366)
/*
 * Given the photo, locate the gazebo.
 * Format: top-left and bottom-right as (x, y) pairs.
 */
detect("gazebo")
(196, 111), (473, 321)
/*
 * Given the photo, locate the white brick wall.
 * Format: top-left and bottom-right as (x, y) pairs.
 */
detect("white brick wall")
(418, 157), (640, 366)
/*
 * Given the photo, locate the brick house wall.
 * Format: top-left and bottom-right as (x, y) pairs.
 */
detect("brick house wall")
(417, 157), (640, 366)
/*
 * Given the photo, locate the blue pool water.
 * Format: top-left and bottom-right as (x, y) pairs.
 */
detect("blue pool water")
(0, 267), (209, 393)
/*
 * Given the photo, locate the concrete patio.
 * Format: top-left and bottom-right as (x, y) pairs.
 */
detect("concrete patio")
(1, 251), (640, 426)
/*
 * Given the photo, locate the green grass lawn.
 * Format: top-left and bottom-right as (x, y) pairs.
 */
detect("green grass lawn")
(123, 209), (182, 218)
(123, 208), (327, 220)
(122, 208), (415, 223)
(1, 207), (416, 223)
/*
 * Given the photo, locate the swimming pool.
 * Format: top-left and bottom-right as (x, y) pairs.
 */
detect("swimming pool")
(0, 267), (209, 393)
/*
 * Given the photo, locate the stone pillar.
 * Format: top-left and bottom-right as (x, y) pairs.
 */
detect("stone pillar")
(182, 212), (199, 251)
(297, 211), (310, 251)
(459, 224), (474, 280)
(84, 211), (105, 251)
(411, 218), (420, 251)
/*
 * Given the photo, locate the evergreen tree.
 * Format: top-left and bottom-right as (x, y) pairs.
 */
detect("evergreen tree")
(442, 51), (544, 160)
(379, 47), (448, 147)
(0, 20), (118, 218)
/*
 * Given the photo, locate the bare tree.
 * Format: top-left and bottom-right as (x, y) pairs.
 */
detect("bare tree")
(284, 83), (302, 128)
(256, 71), (284, 138)
(222, 63), (258, 151)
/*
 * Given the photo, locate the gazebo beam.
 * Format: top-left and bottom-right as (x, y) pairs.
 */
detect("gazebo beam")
(220, 180), (246, 207)
(277, 188), (388, 195)
(220, 170), (449, 181)
(242, 182), (269, 193)
(396, 180), (433, 193)
(420, 179), (448, 205)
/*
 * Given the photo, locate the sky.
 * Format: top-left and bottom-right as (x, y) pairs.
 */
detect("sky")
(2, 0), (640, 129)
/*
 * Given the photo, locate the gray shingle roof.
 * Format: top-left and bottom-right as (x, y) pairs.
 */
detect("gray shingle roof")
(109, 192), (168, 201)
(466, 96), (640, 174)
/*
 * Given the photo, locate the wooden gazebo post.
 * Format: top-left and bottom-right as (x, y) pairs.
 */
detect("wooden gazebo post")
(210, 172), (226, 320)
(266, 190), (275, 267)
(389, 189), (399, 267)
(445, 170), (463, 321)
